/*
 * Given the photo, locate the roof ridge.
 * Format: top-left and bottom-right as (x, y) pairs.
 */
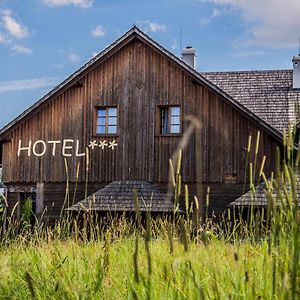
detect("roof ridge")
(202, 69), (292, 74)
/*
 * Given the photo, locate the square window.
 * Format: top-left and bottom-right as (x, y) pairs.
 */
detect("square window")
(96, 107), (118, 135)
(160, 106), (181, 135)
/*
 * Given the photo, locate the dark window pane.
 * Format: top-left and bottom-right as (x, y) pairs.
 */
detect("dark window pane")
(108, 125), (117, 134)
(161, 126), (168, 135)
(98, 109), (106, 117)
(170, 125), (180, 134)
(161, 107), (169, 134)
(108, 116), (117, 125)
(171, 106), (180, 116)
(97, 117), (106, 126)
(108, 107), (117, 117)
(97, 125), (106, 134)
(171, 116), (180, 125)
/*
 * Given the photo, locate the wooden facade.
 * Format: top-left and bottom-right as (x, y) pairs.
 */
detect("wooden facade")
(0, 27), (281, 222)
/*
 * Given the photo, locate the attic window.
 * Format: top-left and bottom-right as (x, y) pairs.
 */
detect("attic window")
(159, 106), (181, 135)
(97, 107), (118, 135)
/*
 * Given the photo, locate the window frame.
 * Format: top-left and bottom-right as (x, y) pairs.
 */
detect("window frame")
(157, 105), (182, 136)
(95, 106), (118, 136)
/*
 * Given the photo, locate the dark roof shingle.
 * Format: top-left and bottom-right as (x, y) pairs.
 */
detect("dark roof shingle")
(230, 180), (300, 207)
(202, 70), (300, 134)
(68, 181), (175, 212)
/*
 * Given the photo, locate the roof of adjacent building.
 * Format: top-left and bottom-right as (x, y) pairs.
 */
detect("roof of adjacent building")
(67, 181), (175, 212)
(202, 70), (300, 134)
(0, 26), (282, 143)
(230, 180), (300, 207)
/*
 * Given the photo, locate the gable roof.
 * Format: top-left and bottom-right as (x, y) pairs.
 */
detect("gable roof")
(0, 26), (283, 142)
(202, 70), (300, 134)
(67, 181), (175, 212)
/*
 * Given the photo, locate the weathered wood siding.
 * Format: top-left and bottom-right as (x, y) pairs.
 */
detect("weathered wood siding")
(2, 36), (279, 185)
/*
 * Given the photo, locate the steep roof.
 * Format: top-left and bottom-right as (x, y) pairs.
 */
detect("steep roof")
(67, 181), (175, 212)
(202, 70), (300, 134)
(0, 26), (282, 143)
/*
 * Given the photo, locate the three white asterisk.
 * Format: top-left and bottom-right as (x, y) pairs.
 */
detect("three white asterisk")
(88, 140), (118, 150)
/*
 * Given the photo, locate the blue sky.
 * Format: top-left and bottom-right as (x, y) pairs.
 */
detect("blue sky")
(0, 0), (300, 129)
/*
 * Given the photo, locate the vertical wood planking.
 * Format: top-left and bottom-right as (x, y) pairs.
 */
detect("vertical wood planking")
(2, 37), (279, 187)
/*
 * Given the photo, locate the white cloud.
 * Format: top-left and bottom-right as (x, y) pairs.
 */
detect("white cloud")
(200, 0), (300, 48)
(137, 20), (167, 33)
(43, 0), (93, 8)
(11, 44), (32, 55)
(91, 25), (106, 37)
(1, 10), (29, 39)
(0, 32), (7, 44)
(0, 77), (61, 93)
(148, 22), (166, 33)
(68, 52), (80, 63)
(201, 8), (225, 24)
(91, 51), (98, 58)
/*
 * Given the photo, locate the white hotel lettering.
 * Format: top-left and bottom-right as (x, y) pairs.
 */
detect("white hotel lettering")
(17, 139), (117, 157)
(17, 140), (32, 157)
(32, 140), (47, 157)
(47, 141), (61, 156)
(62, 139), (74, 157)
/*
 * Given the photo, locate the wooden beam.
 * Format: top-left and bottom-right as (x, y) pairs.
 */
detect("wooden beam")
(36, 182), (44, 215)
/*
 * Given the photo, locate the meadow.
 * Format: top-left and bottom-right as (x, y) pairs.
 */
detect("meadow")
(0, 130), (299, 299)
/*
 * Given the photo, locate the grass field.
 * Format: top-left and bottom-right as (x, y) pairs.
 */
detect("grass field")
(0, 234), (287, 299)
(0, 131), (299, 299)
(0, 198), (299, 300)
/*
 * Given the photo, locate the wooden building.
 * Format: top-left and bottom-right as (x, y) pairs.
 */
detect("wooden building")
(0, 26), (298, 223)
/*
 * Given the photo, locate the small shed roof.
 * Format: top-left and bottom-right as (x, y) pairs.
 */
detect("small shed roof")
(67, 181), (175, 212)
(230, 181), (300, 207)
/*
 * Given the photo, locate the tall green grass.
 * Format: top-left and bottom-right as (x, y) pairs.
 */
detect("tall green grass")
(0, 125), (299, 299)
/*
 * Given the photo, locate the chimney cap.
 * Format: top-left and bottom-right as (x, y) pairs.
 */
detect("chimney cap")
(293, 55), (300, 61)
(182, 46), (196, 56)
